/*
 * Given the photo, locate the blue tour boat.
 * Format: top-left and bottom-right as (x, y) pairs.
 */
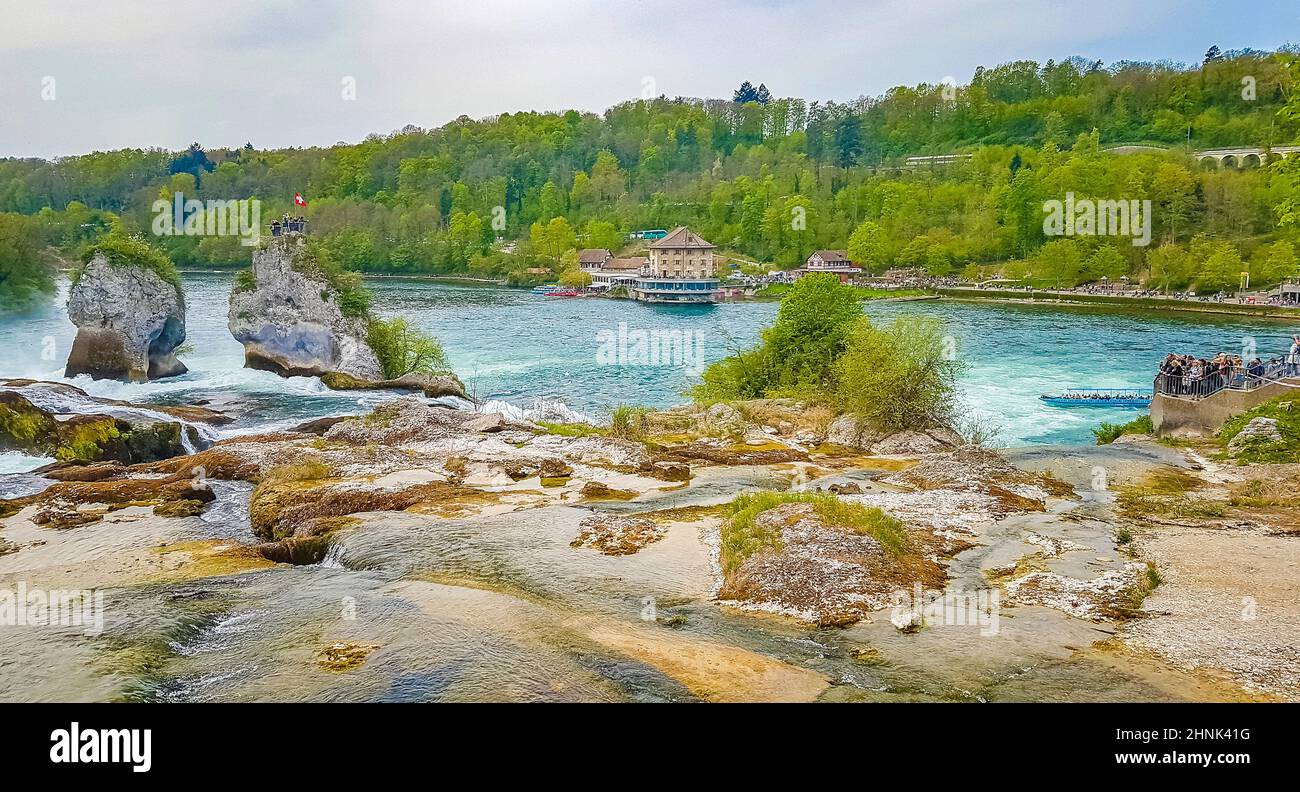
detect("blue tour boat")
(1039, 387), (1152, 408)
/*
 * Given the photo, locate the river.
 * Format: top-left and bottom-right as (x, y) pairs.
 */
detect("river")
(2, 273), (1287, 702)
(1, 272), (1298, 472)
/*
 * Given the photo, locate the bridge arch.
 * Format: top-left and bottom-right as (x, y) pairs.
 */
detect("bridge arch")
(1243, 153), (1261, 168)
(1199, 156), (1219, 169)
(1221, 154), (1239, 169)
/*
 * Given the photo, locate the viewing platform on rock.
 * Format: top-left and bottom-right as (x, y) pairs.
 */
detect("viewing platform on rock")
(269, 215), (307, 237)
(1152, 360), (1300, 436)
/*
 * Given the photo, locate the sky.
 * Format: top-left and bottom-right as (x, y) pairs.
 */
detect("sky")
(2, 0), (1297, 159)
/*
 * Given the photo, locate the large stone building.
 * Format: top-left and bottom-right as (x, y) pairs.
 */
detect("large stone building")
(630, 226), (719, 303)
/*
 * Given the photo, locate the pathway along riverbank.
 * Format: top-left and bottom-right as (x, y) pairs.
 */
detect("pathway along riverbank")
(935, 287), (1300, 320)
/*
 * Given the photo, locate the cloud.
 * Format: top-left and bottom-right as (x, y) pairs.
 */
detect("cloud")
(0, 0), (1292, 157)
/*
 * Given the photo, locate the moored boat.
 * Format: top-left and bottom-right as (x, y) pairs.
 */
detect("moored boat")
(532, 284), (561, 295)
(1039, 388), (1152, 408)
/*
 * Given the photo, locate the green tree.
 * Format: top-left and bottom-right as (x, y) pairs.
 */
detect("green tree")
(1255, 240), (1298, 285)
(447, 211), (484, 268)
(529, 216), (577, 267)
(1145, 243), (1193, 292)
(0, 214), (53, 311)
(558, 268), (592, 288)
(584, 220), (623, 252)
(847, 220), (888, 275)
(367, 317), (450, 379)
(834, 315), (963, 433)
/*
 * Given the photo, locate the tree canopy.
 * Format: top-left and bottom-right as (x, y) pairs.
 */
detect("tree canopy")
(3, 46), (1300, 308)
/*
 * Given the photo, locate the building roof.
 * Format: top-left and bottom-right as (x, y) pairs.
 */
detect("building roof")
(578, 248), (612, 264)
(648, 226), (714, 250)
(810, 250), (849, 263)
(603, 257), (648, 271)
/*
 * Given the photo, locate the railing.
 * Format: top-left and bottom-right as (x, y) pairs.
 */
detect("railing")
(1154, 361), (1298, 400)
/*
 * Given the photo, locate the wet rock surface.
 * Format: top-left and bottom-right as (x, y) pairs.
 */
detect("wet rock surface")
(1, 395), (1290, 702)
(571, 514), (665, 555)
(0, 389), (197, 464)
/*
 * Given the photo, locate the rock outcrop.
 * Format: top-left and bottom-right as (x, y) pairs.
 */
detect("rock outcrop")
(229, 236), (383, 380)
(65, 252), (187, 381)
(1227, 417), (1283, 457)
(317, 371), (466, 399)
(0, 390), (197, 463)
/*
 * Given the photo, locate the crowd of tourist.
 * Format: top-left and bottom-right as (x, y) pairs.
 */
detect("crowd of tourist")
(270, 215), (307, 236)
(1155, 337), (1300, 397)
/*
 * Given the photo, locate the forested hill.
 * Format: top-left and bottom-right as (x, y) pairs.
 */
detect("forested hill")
(2, 46), (1300, 308)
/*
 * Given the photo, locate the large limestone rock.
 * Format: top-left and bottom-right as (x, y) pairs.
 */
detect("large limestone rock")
(824, 414), (879, 449)
(228, 236), (382, 380)
(65, 253), (186, 381)
(1228, 417), (1283, 456)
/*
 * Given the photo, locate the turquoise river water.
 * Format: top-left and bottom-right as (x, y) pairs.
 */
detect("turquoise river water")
(2, 272), (1298, 471)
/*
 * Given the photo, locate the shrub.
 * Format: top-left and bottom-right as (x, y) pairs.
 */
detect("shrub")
(1094, 414), (1153, 444)
(367, 317), (450, 379)
(81, 233), (180, 290)
(833, 315), (963, 433)
(298, 239), (371, 317)
(693, 274), (862, 402)
(607, 404), (649, 441)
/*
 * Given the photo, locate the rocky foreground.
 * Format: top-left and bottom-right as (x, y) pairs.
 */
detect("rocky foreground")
(1, 386), (1293, 702)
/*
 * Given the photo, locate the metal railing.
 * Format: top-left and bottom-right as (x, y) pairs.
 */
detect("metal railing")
(1154, 361), (1298, 400)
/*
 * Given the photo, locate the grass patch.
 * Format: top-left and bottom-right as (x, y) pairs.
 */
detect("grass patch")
(262, 457), (335, 484)
(607, 404), (649, 442)
(1117, 492), (1226, 520)
(535, 421), (603, 438)
(79, 234), (181, 291)
(1228, 475), (1300, 508)
(1094, 414), (1153, 445)
(1113, 562), (1162, 618)
(1218, 396), (1300, 463)
(719, 490), (908, 575)
(1115, 466), (1222, 519)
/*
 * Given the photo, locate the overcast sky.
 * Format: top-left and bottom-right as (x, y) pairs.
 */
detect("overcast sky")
(2, 0), (1296, 159)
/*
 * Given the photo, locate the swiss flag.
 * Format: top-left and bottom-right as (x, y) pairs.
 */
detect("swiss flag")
(293, 192), (307, 207)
